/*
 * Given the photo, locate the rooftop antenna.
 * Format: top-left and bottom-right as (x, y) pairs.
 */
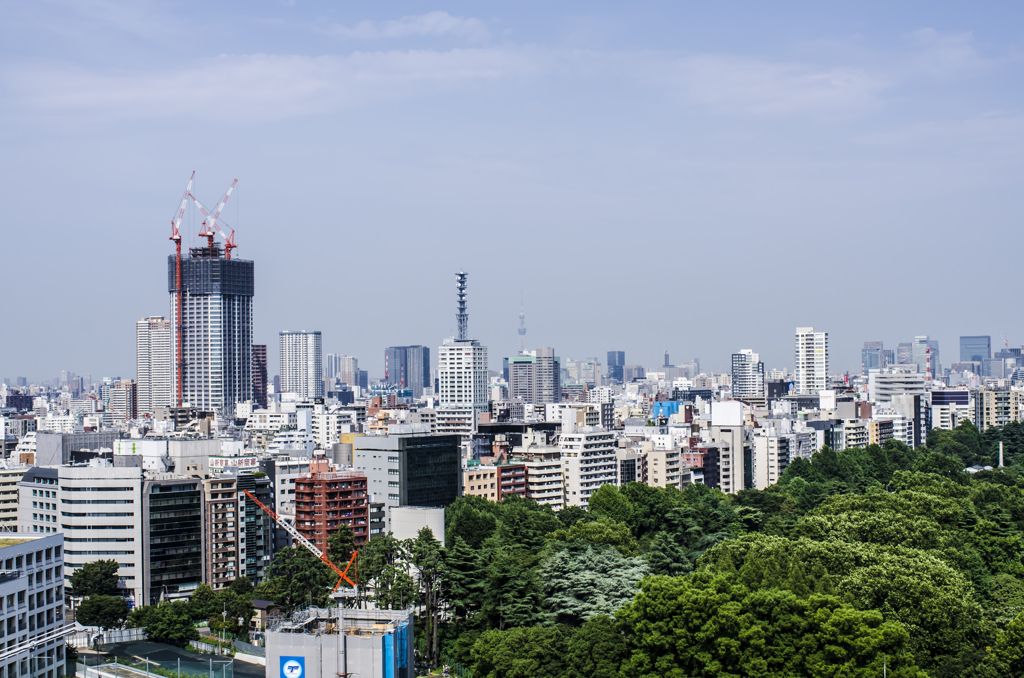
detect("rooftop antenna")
(456, 271), (468, 340)
(518, 293), (527, 354)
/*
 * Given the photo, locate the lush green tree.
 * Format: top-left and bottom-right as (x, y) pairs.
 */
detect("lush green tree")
(360, 533), (416, 609)
(228, 576), (254, 597)
(213, 589), (255, 636)
(564, 615), (628, 678)
(445, 496), (499, 549)
(988, 610), (1024, 674)
(189, 583), (218, 620)
(69, 559), (120, 598)
(327, 524), (356, 567)
(619, 573), (926, 678)
(470, 625), (573, 678)
(407, 527), (446, 667)
(587, 485), (637, 527)
(491, 496), (562, 551)
(913, 449), (968, 480)
(481, 544), (544, 630)
(547, 517), (639, 556)
(128, 601), (199, 647)
(538, 544), (648, 625)
(557, 505), (589, 528)
(76, 595), (129, 630)
(446, 535), (485, 619)
(263, 546), (336, 612)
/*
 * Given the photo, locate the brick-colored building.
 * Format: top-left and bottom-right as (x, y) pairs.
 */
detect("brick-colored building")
(202, 476), (240, 590)
(295, 470), (369, 551)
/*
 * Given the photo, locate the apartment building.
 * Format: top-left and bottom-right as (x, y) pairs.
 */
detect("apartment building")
(294, 468), (369, 552)
(560, 428), (617, 508)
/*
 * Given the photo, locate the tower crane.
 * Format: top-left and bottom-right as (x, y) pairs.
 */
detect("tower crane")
(188, 179), (238, 258)
(169, 172), (194, 408)
(243, 490), (357, 594)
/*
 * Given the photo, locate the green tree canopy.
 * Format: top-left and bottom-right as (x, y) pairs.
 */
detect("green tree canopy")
(76, 595), (129, 630)
(538, 544), (649, 626)
(128, 601), (199, 647)
(69, 559), (120, 598)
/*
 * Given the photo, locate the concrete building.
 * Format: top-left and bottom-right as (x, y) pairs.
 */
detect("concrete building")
(751, 431), (791, 490)
(462, 465), (497, 501)
(280, 331), (324, 400)
(0, 466), (26, 531)
(136, 316), (172, 414)
(0, 533), (69, 678)
(294, 468), (369, 552)
(607, 351), (625, 383)
(202, 476), (240, 591)
(861, 341), (884, 376)
(975, 389), (1024, 431)
(731, 350), (765, 399)
(352, 434), (461, 529)
(168, 239), (253, 417)
(794, 327), (828, 395)
(141, 476), (203, 605)
(384, 346), (430, 398)
(252, 344), (268, 409)
(20, 466), (145, 604)
(559, 427), (617, 508)
(508, 348), (561, 405)
(325, 355), (359, 388)
(869, 369), (926, 404)
(436, 338), (488, 435)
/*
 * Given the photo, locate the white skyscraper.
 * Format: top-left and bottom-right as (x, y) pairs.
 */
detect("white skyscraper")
(436, 271), (488, 435)
(136, 316), (171, 414)
(280, 331), (324, 399)
(325, 353), (359, 386)
(794, 327), (828, 395)
(731, 349), (765, 399)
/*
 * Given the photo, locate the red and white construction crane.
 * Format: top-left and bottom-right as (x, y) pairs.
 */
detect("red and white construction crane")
(243, 490), (358, 594)
(188, 179), (238, 259)
(169, 172), (195, 408)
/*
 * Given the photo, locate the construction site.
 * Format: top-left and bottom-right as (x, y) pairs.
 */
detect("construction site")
(265, 606), (413, 678)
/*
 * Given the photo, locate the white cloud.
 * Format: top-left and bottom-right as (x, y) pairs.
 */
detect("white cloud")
(1, 48), (537, 123)
(905, 28), (993, 79)
(662, 54), (888, 118)
(319, 11), (489, 42)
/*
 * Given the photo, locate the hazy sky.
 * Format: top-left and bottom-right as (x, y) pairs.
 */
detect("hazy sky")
(2, 1), (1023, 383)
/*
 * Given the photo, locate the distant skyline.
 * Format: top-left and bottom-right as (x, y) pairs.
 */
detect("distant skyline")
(2, 2), (1023, 381)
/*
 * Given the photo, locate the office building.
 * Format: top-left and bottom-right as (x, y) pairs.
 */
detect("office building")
(136, 316), (171, 414)
(168, 241), (253, 417)
(607, 351), (625, 382)
(107, 379), (137, 421)
(508, 349), (561, 404)
(0, 467), (26, 531)
(384, 346), (431, 398)
(0, 533), (68, 678)
(960, 336), (991, 364)
(861, 341), (884, 376)
(142, 477), (203, 605)
(325, 355), (359, 388)
(202, 476), (240, 591)
(913, 335), (940, 379)
(237, 472), (276, 584)
(280, 331), (324, 399)
(436, 271), (488, 435)
(896, 343), (913, 364)
(731, 350), (765, 399)
(252, 344), (268, 409)
(794, 327), (828, 395)
(353, 434), (461, 528)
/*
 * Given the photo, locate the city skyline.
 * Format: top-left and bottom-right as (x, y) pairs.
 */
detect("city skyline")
(3, 3), (1024, 380)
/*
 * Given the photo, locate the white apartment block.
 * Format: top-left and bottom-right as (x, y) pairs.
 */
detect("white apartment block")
(136, 316), (172, 414)
(868, 369), (926, 404)
(794, 327), (828, 395)
(19, 467), (145, 604)
(559, 429), (617, 507)
(0, 467), (27, 532)
(731, 349), (765, 399)
(279, 331), (324, 399)
(0, 533), (69, 678)
(524, 458), (564, 510)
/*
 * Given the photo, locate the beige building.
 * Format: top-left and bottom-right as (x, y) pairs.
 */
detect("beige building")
(0, 466), (25, 531)
(975, 390), (1024, 431)
(463, 465), (498, 500)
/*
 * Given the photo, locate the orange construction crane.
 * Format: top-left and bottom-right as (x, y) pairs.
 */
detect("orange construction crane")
(243, 490), (357, 593)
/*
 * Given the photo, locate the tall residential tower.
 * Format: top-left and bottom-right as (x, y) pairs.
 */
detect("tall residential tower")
(280, 331), (324, 399)
(794, 327), (828, 395)
(136, 316), (171, 414)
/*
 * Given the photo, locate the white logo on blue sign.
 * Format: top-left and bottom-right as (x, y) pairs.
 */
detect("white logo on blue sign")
(281, 657), (304, 678)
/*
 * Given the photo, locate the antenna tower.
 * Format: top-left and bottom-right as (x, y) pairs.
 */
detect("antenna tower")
(518, 294), (527, 353)
(456, 271), (468, 340)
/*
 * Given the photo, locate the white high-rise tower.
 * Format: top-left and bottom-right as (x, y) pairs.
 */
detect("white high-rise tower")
(280, 331), (324, 399)
(731, 349), (765, 399)
(437, 271), (488, 436)
(794, 327), (828, 395)
(136, 316), (171, 414)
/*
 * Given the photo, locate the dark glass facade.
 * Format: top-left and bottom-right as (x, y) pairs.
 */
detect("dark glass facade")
(607, 351), (625, 382)
(399, 435), (461, 508)
(960, 336), (991, 363)
(146, 480), (203, 605)
(238, 474), (276, 585)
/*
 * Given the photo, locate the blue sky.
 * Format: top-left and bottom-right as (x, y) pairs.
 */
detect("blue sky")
(2, 1), (1023, 381)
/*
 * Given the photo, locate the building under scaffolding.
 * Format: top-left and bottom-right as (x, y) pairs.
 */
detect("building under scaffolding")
(266, 606), (413, 678)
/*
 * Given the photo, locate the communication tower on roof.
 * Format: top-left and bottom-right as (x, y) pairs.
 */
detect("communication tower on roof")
(518, 294), (527, 353)
(456, 271), (469, 341)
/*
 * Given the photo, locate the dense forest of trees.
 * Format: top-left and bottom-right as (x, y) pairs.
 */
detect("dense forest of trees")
(256, 420), (1024, 677)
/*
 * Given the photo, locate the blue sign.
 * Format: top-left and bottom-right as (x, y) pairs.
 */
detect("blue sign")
(281, 656), (304, 678)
